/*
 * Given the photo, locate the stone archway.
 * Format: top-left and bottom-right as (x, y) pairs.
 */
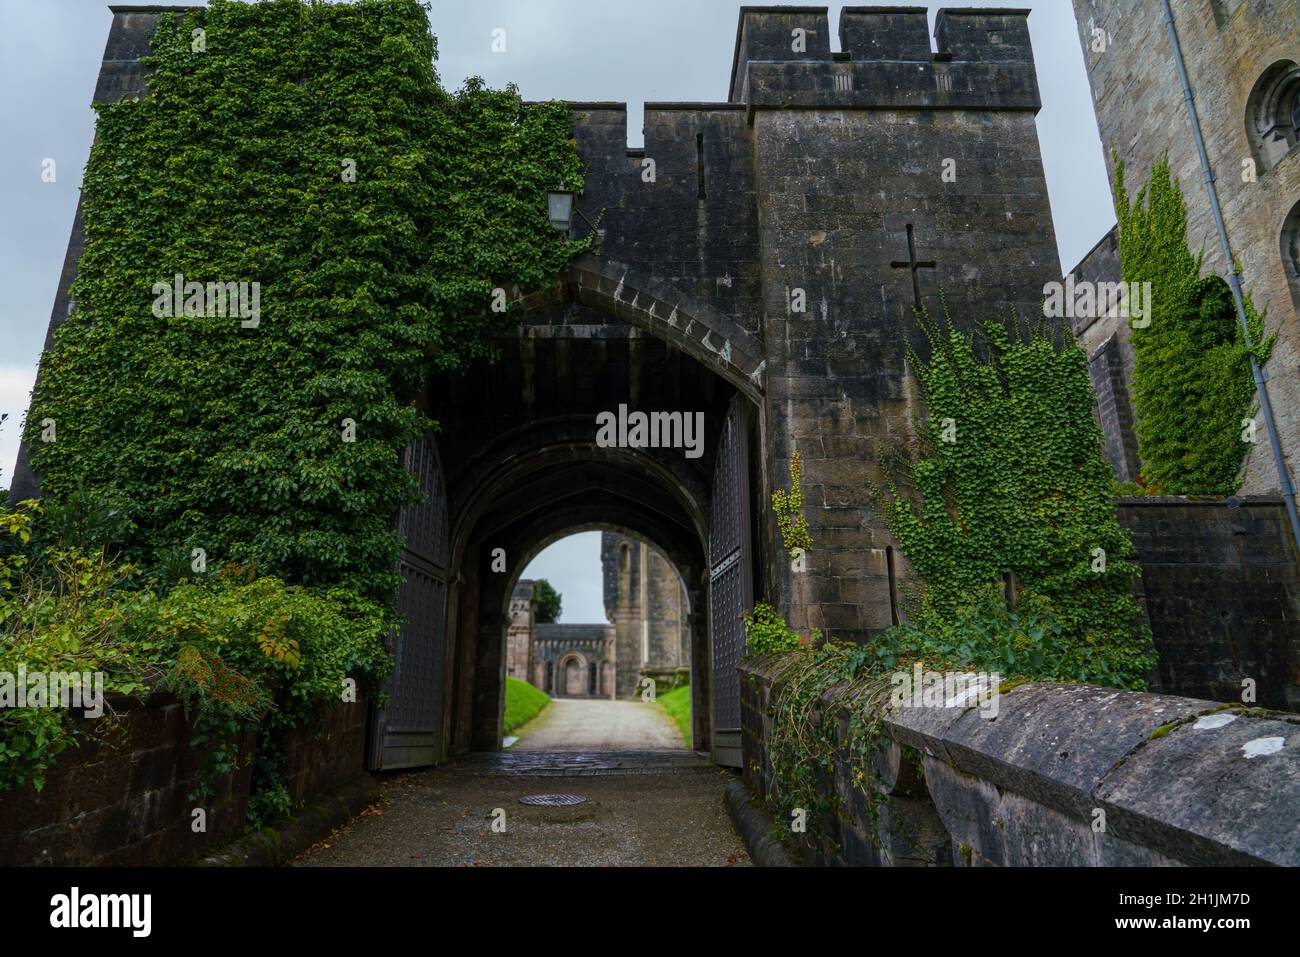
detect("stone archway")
(422, 264), (764, 763)
(502, 254), (766, 405)
(558, 653), (587, 697)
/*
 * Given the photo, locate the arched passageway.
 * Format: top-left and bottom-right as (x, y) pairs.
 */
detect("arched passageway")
(366, 283), (767, 772)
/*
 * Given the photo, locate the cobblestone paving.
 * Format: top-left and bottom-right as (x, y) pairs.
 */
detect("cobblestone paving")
(294, 749), (750, 867)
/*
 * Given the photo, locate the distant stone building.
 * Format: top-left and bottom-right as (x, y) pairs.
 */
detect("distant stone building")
(1068, 0), (1300, 491)
(510, 534), (689, 699)
(532, 623), (614, 697)
(602, 532), (690, 699)
(505, 579), (536, 685)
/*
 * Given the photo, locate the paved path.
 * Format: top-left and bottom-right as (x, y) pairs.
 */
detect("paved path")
(514, 698), (685, 751)
(293, 750), (750, 867)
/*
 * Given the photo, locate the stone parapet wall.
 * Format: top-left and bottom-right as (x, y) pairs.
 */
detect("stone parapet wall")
(0, 694), (368, 865)
(740, 656), (1300, 866)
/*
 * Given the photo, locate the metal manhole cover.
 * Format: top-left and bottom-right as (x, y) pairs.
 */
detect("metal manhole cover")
(518, 794), (587, 807)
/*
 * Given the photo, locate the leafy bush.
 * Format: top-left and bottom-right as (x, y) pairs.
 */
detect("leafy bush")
(0, 506), (391, 800)
(743, 602), (817, 655)
(0, 531), (157, 791)
(848, 584), (1142, 687)
(1114, 155), (1271, 494)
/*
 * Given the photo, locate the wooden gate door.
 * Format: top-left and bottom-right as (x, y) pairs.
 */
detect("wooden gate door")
(367, 434), (450, 770)
(708, 396), (752, 768)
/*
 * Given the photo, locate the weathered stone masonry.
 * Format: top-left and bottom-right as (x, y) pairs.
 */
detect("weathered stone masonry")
(1067, 0), (1300, 494)
(741, 656), (1300, 866)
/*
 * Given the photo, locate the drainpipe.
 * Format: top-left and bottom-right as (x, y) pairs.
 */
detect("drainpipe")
(1160, 0), (1300, 554)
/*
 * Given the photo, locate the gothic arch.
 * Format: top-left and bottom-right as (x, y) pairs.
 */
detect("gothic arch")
(443, 439), (717, 755)
(1246, 60), (1300, 171)
(503, 253), (766, 403)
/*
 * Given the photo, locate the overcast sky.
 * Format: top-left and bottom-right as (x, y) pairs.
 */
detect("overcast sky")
(0, 0), (1115, 621)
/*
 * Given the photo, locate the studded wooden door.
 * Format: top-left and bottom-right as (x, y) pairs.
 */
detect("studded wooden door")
(708, 395), (752, 768)
(367, 434), (450, 770)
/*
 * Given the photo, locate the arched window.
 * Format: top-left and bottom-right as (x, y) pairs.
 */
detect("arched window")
(1283, 200), (1300, 310)
(1246, 61), (1300, 171)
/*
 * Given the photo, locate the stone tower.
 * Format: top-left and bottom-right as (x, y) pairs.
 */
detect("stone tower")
(726, 6), (1061, 641)
(1068, 0), (1300, 492)
(602, 532), (691, 698)
(505, 579), (535, 685)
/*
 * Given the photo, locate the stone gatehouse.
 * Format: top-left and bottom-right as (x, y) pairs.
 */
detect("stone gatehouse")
(506, 533), (690, 699)
(18, 3), (1296, 783)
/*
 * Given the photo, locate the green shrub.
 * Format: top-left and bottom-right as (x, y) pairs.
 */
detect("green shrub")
(743, 602), (817, 655)
(531, 579), (562, 624)
(0, 508), (391, 802)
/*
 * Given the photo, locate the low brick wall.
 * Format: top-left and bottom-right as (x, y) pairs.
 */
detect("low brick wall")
(741, 655), (1300, 866)
(1119, 496), (1300, 711)
(0, 695), (368, 865)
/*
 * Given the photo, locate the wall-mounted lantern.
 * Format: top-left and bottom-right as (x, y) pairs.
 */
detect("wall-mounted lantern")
(547, 189), (576, 232)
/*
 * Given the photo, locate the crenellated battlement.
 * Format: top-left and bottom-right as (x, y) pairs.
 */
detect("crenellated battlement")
(729, 5), (1038, 113)
(933, 8), (1034, 62)
(839, 6), (931, 61)
(728, 6), (832, 102)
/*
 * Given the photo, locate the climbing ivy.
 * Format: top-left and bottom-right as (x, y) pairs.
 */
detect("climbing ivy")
(771, 451), (813, 558)
(876, 313), (1156, 689)
(1114, 154), (1271, 495)
(757, 314), (1160, 848)
(25, 0), (585, 601)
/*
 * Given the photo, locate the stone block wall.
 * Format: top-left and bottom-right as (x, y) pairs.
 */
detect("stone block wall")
(725, 6), (1062, 645)
(1119, 496), (1300, 711)
(0, 693), (254, 866)
(279, 699), (370, 809)
(505, 579), (535, 685)
(741, 657), (1300, 867)
(0, 693), (368, 865)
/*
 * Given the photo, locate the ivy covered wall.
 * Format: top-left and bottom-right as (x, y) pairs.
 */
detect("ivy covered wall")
(25, 0), (584, 600)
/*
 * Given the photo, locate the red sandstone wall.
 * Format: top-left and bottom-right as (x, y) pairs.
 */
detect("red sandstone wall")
(0, 694), (368, 865)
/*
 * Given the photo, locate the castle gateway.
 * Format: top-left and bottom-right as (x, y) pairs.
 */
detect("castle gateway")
(14, 6), (1061, 769)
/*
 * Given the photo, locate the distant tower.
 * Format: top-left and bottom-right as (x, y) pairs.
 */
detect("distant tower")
(601, 532), (690, 699)
(506, 579), (535, 685)
(1068, 0), (1300, 491)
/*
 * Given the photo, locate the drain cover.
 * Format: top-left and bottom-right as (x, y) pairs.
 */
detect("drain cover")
(518, 793), (587, 807)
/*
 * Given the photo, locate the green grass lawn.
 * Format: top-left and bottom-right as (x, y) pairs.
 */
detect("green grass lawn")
(656, 684), (692, 748)
(504, 677), (550, 736)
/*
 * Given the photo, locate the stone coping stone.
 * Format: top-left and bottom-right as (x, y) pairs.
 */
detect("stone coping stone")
(1097, 710), (1300, 866)
(883, 683), (1219, 821)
